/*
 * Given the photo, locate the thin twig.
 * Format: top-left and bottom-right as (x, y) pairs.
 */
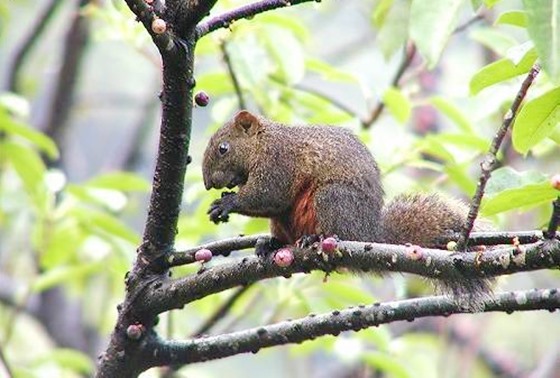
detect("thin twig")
(159, 285), (254, 377)
(456, 64), (541, 251)
(168, 234), (268, 267)
(362, 42), (417, 129)
(544, 198), (560, 239)
(192, 285), (253, 337)
(195, 0), (317, 40)
(220, 40), (246, 109)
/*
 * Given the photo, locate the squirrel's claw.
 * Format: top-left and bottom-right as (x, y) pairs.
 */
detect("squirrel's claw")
(208, 193), (237, 223)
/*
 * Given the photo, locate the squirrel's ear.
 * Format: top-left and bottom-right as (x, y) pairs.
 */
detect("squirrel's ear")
(234, 110), (262, 135)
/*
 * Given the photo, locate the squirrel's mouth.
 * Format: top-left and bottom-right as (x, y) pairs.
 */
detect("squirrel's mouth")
(226, 175), (246, 189)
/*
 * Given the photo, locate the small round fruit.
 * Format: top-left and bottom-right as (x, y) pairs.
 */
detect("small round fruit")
(151, 18), (167, 34)
(194, 91), (210, 107)
(274, 248), (294, 267)
(321, 237), (338, 253)
(195, 248), (213, 262)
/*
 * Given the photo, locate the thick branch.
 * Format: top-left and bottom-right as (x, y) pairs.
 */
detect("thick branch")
(195, 0), (317, 40)
(147, 288), (560, 366)
(456, 64), (541, 250)
(149, 239), (560, 314)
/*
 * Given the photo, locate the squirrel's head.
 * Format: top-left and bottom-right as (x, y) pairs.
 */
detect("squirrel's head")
(202, 110), (264, 190)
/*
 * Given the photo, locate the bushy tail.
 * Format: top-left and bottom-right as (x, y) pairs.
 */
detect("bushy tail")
(380, 192), (494, 310)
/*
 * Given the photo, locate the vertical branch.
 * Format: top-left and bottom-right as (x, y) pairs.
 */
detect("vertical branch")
(40, 0), (91, 166)
(5, 0), (64, 92)
(544, 197), (560, 239)
(456, 64), (541, 251)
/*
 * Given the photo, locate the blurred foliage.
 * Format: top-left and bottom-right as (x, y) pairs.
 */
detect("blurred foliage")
(0, 0), (559, 377)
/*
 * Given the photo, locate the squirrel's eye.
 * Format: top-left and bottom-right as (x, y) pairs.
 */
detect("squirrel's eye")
(218, 142), (230, 155)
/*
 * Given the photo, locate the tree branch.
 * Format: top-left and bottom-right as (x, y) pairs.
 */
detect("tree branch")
(544, 197), (560, 239)
(456, 63), (541, 251)
(169, 234), (268, 266)
(149, 239), (560, 314)
(4, 0), (63, 92)
(168, 230), (559, 268)
(146, 288), (560, 367)
(220, 40), (246, 110)
(195, 0), (317, 40)
(40, 0), (91, 166)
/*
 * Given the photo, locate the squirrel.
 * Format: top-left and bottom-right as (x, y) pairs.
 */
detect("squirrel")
(202, 110), (491, 301)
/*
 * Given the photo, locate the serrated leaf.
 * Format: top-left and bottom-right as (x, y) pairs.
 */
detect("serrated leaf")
(0, 110), (59, 159)
(512, 87), (560, 154)
(383, 86), (411, 123)
(523, 0), (560, 83)
(430, 96), (475, 132)
(495, 10), (528, 28)
(485, 167), (547, 195)
(376, 0), (410, 59)
(410, 0), (464, 68)
(32, 263), (104, 292)
(469, 47), (537, 94)
(86, 172), (150, 192)
(481, 181), (559, 215)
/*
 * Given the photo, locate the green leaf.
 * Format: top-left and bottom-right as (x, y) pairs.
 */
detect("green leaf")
(469, 28), (519, 56)
(383, 87), (412, 123)
(32, 263), (104, 292)
(484, 0), (502, 7)
(86, 172), (150, 192)
(410, 0), (464, 68)
(430, 96), (475, 133)
(495, 10), (528, 28)
(523, 0), (560, 83)
(195, 72), (234, 96)
(372, 0), (395, 26)
(362, 352), (411, 378)
(481, 181), (559, 215)
(261, 26), (304, 85)
(32, 349), (94, 374)
(376, 0), (410, 59)
(72, 207), (140, 244)
(470, 0), (482, 10)
(512, 87), (560, 154)
(257, 13), (310, 42)
(485, 167), (547, 194)
(2, 141), (47, 208)
(469, 46), (537, 95)
(0, 110), (59, 159)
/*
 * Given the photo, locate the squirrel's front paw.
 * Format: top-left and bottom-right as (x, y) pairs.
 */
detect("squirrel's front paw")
(208, 192), (237, 223)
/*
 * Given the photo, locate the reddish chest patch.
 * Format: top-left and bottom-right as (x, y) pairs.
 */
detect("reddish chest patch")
(271, 184), (318, 244)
